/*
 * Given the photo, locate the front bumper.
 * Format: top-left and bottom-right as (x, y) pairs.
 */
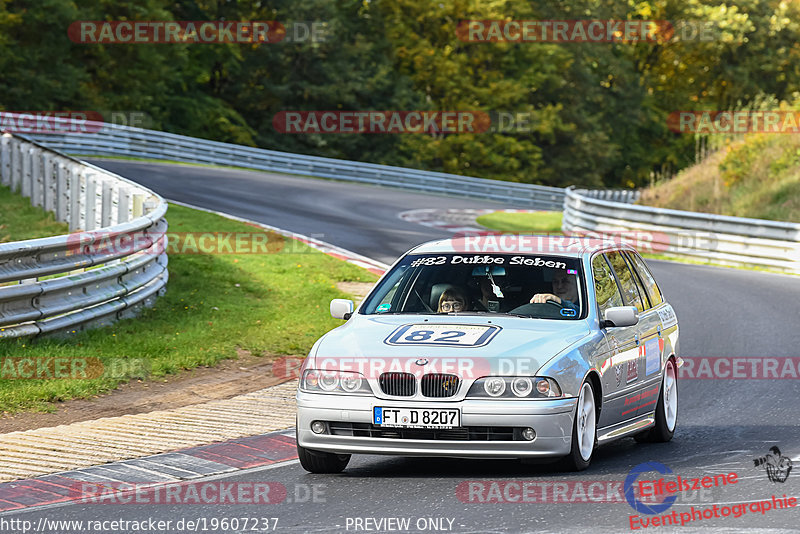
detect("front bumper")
(296, 391), (576, 458)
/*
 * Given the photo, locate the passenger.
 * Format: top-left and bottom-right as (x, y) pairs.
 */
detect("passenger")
(530, 270), (578, 309)
(438, 287), (469, 313)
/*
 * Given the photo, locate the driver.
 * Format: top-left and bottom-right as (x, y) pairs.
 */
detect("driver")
(438, 287), (470, 313)
(530, 270), (578, 310)
(476, 278), (495, 309)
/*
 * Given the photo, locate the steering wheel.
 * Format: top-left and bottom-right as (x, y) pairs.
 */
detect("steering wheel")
(471, 299), (489, 312)
(530, 297), (565, 308)
(508, 300), (566, 318)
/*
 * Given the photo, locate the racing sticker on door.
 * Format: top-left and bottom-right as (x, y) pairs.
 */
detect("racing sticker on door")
(643, 337), (661, 376)
(656, 304), (677, 328)
(627, 359), (638, 383)
(384, 324), (501, 347)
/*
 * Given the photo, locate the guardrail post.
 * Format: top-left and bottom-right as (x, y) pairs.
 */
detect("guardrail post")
(143, 197), (158, 215)
(101, 180), (113, 227)
(10, 138), (21, 192)
(43, 154), (55, 212)
(31, 148), (43, 208)
(0, 133), (10, 186)
(21, 143), (32, 198)
(85, 174), (98, 231)
(56, 161), (68, 223)
(69, 164), (82, 231)
(118, 187), (130, 223)
(132, 194), (144, 218)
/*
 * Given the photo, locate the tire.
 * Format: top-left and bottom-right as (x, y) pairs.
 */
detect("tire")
(297, 443), (351, 474)
(635, 358), (678, 443)
(562, 381), (597, 471)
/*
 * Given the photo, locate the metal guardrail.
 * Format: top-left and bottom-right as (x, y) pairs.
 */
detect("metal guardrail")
(581, 188), (641, 204)
(0, 132), (168, 339)
(25, 120), (569, 210)
(563, 187), (800, 273)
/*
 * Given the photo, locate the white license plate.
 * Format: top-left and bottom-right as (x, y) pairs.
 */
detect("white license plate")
(384, 324), (501, 347)
(374, 407), (460, 428)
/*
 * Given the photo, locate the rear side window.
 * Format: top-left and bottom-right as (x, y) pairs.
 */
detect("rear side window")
(623, 253), (651, 309)
(605, 251), (645, 313)
(626, 252), (663, 306)
(591, 254), (623, 315)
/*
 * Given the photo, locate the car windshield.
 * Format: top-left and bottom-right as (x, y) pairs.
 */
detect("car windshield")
(361, 253), (585, 319)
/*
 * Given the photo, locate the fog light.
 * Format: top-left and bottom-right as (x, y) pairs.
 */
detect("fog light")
(311, 421), (326, 434)
(521, 427), (536, 441)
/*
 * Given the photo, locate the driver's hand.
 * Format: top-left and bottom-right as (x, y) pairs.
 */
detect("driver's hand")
(530, 293), (562, 304)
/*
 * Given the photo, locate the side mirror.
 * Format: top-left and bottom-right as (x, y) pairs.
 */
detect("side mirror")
(330, 299), (354, 320)
(602, 306), (639, 328)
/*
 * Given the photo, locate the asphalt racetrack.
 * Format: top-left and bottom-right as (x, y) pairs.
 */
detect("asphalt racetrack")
(11, 159), (799, 533)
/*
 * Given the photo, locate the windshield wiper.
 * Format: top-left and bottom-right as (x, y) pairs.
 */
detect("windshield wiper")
(373, 310), (534, 317)
(377, 311), (437, 315)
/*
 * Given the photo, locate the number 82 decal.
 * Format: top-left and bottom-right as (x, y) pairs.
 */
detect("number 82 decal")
(384, 324), (501, 347)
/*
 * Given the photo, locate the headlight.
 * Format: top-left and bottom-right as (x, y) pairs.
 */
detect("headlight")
(511, 377), (532, 397)
(483, 377), (506, 397)
(340, 374), (363, 392)
(300, 370), (373, 395)
(318, 372), (339, 391)
(467, 377), (562, 399)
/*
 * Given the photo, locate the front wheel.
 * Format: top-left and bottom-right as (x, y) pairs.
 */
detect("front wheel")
(297, 443), (351, 473)
(635, 358), (678, 443)
(562, 381), (597, 471)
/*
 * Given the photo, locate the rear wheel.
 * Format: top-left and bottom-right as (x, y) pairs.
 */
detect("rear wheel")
(562, 381), (597, 471)
(297, 443), (351, 473)
(635, 358), (677, 443)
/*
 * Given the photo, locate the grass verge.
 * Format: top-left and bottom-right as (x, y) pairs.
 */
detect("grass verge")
(639, 134), (800, 223)
(76, 154), (258, 172)
(475, 211), (563, 234)
(0, 185), (69, 242)
(0, 202), (377, 414)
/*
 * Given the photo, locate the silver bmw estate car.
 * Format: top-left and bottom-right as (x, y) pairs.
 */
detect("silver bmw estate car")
(296, 236), (680, 472)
